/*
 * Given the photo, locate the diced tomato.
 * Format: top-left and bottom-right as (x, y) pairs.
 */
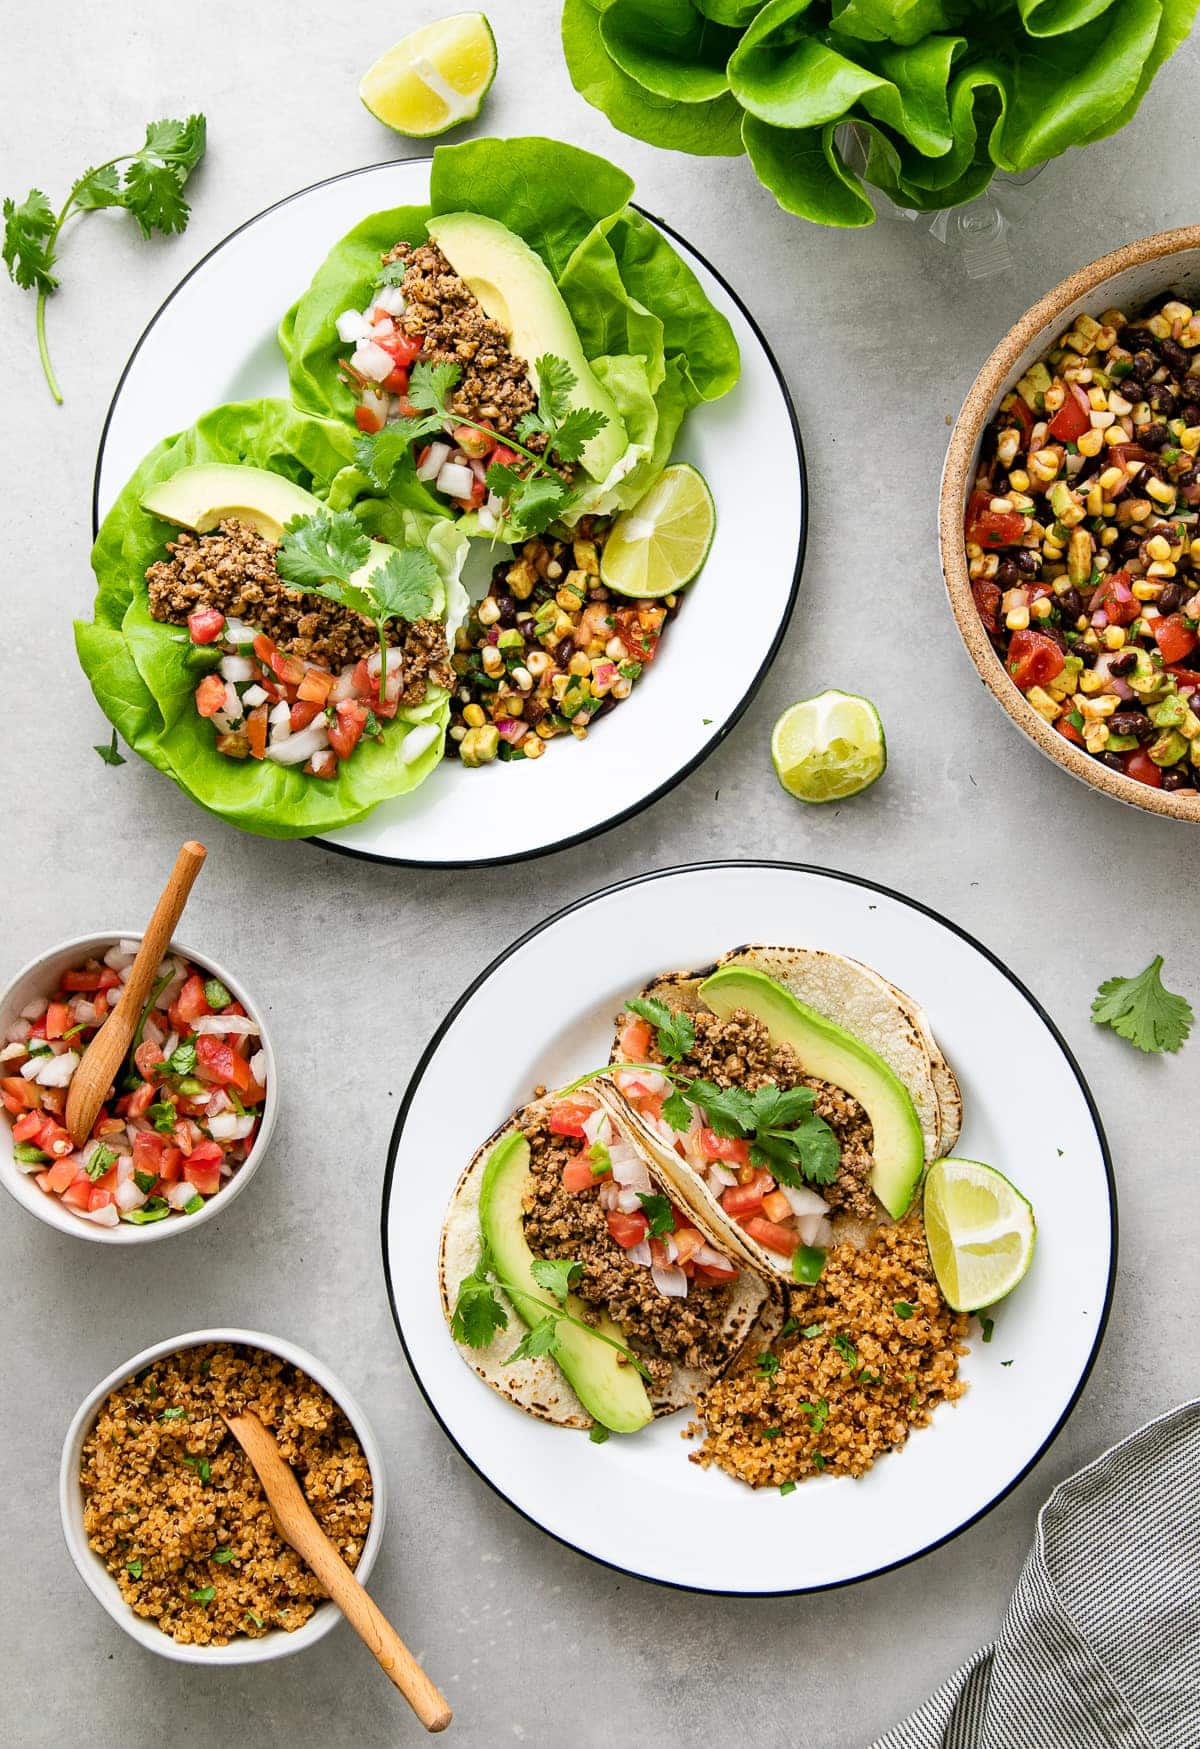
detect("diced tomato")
(132, 1131), (165, 1175)
(1, 1076), (40, 1111)
(188, 1140), (223, 1170)
(972, 579), (1002, 636)
(94, 1116), (125, 1138)
(761, 1190), (794, 1225)
(61, 1176), (94, 1210)
(329, 699), (368, 760)
(297, 668), (334, 705)
(742, 1215), (801, 1257)
(694, 1258), (740, 1284)
(195, 674), (227, 718)
(964, 488), (1027, 549)
(134, 1040), (164, 1080)
(606, 1210), (650, 1248)
(43, 1001), (70, 1040)
(195, 1033), (252, 1090)
(290, 699), (323, 731)
(647, 1236), (670, 1270)
(355, 402), (385, 435)
(173, 1120), (198, 1155)
(183, 1157), (221, 1196)
(12, 1110), (44, 1143)
(1005, 394), (1035, 444)
(305, 750), (339, 778)
(382, 365), (409, 394)
(158, 1146), (184, 1184)
(169, 973), (212, 1032)
(490, 445), (518, 469)
(37, 1118), (74, 1157)
(246, 706), (268, 761)
(1007, 628), (1065, 691)
(613, 606), (664, 663)
(700, 1130), (750, 1166)
(1091, 571), (1139, 627)
(1046, 380), (1092, 443)
(45, 1157), (79, 1194)
(350, 660), (400, 718)
(1154, 614), (1198, 665)
(1167, 664), (1200, 691)
(618, 1016), (652, 1060)
(126, 1082), (156, 1119)
(672, 1226), (705, 1266)
(561, 1156), (597, 1194)
(188, 608), (226, 644)
(453, 475), (487, 513)
(88, 1187), (114, 1212)
(1056, 715), (1086, 746)
(60, 969), (102, 992)
(2, 1095), (24, 1116)
(721, 1181), (767, 1218)
(377, 329), (423, 369)
(547, 1099), (596, 1138)
(1123, 749), (1164, 788)
(40, 1086), (65, 1116)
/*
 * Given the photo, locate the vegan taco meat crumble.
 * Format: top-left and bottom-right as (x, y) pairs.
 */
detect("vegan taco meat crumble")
(689, 1217), (968, 1488)
(80, 1343), (373, 1646)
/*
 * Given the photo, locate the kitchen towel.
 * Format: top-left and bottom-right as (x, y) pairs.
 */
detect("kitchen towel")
(873, 1400), (1200, 1749)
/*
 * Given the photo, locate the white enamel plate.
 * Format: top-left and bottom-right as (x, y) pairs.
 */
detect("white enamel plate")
(94, 161), (805, 866)
(383, 862), (1114, 1595)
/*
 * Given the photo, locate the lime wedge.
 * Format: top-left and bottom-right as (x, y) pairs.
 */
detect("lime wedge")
(359, 13), (497, 137)
(771, 690), (886, 803)
(923, 1158), (1037, 1313)
(599, 464), (715, 600)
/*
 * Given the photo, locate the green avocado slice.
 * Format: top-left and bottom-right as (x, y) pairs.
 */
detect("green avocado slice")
(699, 965), (926, 1220)
(426, 211), (628, 483)
(479, 1130), (653, 1434)
(140, 464), (321, 542)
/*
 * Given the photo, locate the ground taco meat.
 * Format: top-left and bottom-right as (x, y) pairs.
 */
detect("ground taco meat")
(639, 1005), (878, 1221)
(146, 518), (452, 696)
(80, 1343), (373, 1647)
(385, 240), (540, 439)
(520, 1112), (737, 1382)
(689, 1216), (968, 1487)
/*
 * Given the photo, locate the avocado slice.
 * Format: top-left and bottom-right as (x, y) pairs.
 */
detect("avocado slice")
(479, 1129), (653, 1434)
(699, 965), (926, 1220)
(140, 464), (321, 542)
(426, 212), (628, 483)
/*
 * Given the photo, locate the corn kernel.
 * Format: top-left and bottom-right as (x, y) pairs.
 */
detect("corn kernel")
(1145, 534), (1172, 563)
(1181, 427), (1200, 455)
(1147, 314), (1172, 340)
(997, 429), (1021, 468)
(481, 645), (503, 677)
(1107, 391), (1133, 417)
(511, 666), (533, 692)
(1103, 625), (1127, 650)
(1026, 686), (1061, 721)
(462, 702), (486, 728)
(522, 734), (545, 760)
(1044, 383), (1066, 412)
(1132, 580), (1162, 602)
(1147, 476), (1177, 507)
(1147, 561), (1176, 579)
(1076, 428), (1105, 458)
(1008, 469), (1031, 492)
(611, 677), (633, 701)
(1162, 300), (1192, 324)
(1005, 606), (1030, 632)
(1098, 467), (1124, 495)
(449, 724), (467, 743)
(1079, 669), (1104, 694)
(1081, 692), (1119, 719)
(1030, 596), (1053, 622)
(1101, 527), (1119, 547)
(526, 651), (552, 680)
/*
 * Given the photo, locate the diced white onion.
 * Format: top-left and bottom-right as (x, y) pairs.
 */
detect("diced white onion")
(627, 1239), (652, 1267)
(5, 1019), (32, 1044)
(331, 666), (357, 703)
(206, 1112), (240, 1141)
(416, 441), (451, 482)
(124, 941), (146, 958)
(102, 948), (133, 970)
(19, 1056), (43, 1080)
(486, 491), (503, 516)
(373, 285), (407, 317)
(796, 1213), (825, 1247)
(142, 1017), (164, 1048)
(779, 1184), (829, 1220)
(351, 339), (396, 383)
(77, 1203), (120, 1227)
(241, 684), (269, 709)
(0, 1041), (27, 1062)
(210, 711), (234, 736)
(663, 1234), (679, 1264)
(707, 1162), (737, 1189)
(436, 461), (474, 500)
(71, 1000), (97, 1026)
(610, 1152), (651, 1194)
(368, 317), (395, 342)
(266, 724), (330, 766)
(401, 722), (439, 764)
(694, 1244), (731, 1270)
(219, 655), (253, 684)
(231, 1114), (256, 1141)
(20, 997), (49, 1020)
(222, 681), (242, 719)
(598, 1181), (619, 1211)
(581, 1107), (610, 1147)
(651, 1265), (688, 1299)
(195, 1014), (259, 1038)
(166, 1181), (196, 1210)
(114, 1178), (146, 1213)
(615, 1188), (644, 1215)
(335, 308), (372, 344)
(115, 1154), (134, 1184)
(475, 508), (497, 533)
(812, 1216), (834, 1248)
(35, 1050), (79, 1087)
(249, 1049), (266, 1084)
(224, 617), (258, 645)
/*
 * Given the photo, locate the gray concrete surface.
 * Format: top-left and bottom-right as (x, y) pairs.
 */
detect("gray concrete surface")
(2, 5), (1197, 1745)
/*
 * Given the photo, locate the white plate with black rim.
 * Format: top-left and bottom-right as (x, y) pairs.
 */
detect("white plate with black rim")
(382, 860), (1115, 1595)
(92, 159), (805, 867)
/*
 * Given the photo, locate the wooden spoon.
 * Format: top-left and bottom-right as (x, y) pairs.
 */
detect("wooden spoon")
(224, 1409), (452, 1732)
(65, 841), (207, 1147)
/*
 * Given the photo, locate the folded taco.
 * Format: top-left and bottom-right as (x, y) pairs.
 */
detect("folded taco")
(280, 135), (739, 541)
(76, 398), (469, 839)
(440, 1082), (773, 1434)
(605, 946), (959, 1285)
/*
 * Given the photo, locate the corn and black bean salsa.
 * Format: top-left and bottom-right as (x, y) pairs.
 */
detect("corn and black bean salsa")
(968, 293), (1200, 793)
(445, 519), (672, 765)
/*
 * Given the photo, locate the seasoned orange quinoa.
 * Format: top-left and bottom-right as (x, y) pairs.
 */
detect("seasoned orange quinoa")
(690, 1217), (968, 1488)
(80, 1343), (373, 1646)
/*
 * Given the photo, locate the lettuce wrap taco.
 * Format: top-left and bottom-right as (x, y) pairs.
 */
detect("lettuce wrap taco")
(441, 1081), (775, 1433)
(280, 135), (739, 541)
(604, 946), (959, 1285)
(76, 397), (469, 838)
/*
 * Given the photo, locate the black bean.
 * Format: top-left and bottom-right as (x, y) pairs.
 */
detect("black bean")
(1161, 767), (1194, 792)
(996, 557), (1019, 588)
(1099, 751), (1127, 770)
(1109, 649), (1138, 676)
(493, 592), (517, 628)
(1016, 549), (1041, 577)
(1133, 347), (1161, 375)
(1140, 422), (1169, 451)
(1117, 326), (1142, 351)
(1149, 383), (1178, 417)
(1180, 402), (1200, 427)
(1158, 582), (1188, 614)
(1121, 374), (1145, 399)
(1077, 644), (1098, 668)
(554, 636), (575, 667)
(1162, 338), (1191, 376)
(1108, 708), (1149, 738)
(1175, 465), (1196, 489)
(1058, 585), (1084, 621)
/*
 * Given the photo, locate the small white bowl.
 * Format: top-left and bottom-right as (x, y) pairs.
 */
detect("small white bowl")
(60, 1328), (387, 1664)
(0, 931), (278, 1244)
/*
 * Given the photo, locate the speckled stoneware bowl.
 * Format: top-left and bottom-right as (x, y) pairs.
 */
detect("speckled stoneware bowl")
(941, 225), (1200, 823)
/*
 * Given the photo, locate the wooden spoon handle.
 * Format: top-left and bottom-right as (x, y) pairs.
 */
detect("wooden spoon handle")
(113, 841), (208, 1024)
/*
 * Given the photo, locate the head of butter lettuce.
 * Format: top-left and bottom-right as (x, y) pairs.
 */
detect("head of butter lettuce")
(76, 398), (469, 840)
(279, 136), (740, 526)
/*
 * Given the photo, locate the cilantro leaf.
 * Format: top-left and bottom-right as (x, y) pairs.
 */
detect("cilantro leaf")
(141, 115), (208, 172)
(549, 405), (608, 464)
(625, 996), (695, 1064)
(276, 509), (371, 592)
(2, 190), (57, 292)
(409, 356), (462, 413)
(831, 1333), (857, 1367)
(504, 472), (571, 534)
(451, 1264), (508, 1349)
(529, 1257), (582, 1305)
(354, 426), (419, 492)
(660, 1088), (693, 1132)
(749, 1084), (816, 1129)
(756, 1352), (781, 1379)
(535, 354), (578, 423)
(1091, 955), (1192, 1054)
(505, 1317), (561, 1367)
(688, 1079), (757, 1137)
(369, 547), (439, 624)
(73, 165), (123, 211)
(484, 461), (528, 502)
(94, 729), (125, 767)
(751, 1113), (840, 1187)
(799, 1398), (829, 1432)
(515, 410), (549, 446)
(636, 1193), (676, 1238)
(121, 156), (190, 237)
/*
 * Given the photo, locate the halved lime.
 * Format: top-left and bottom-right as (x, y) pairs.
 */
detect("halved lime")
(599, 464), (715, 600)
(923, 1158), (1037, 1313)
(771, 690), (886, 803)
(359, 13), (497, 138)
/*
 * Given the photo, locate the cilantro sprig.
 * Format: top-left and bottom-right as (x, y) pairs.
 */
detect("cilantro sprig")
(3, 117), (207, 403)
(359, 353), (608, 536)
(1091, 955), (1192, 1054)
(664, 1076), (840, 1188)
(275, 509), (438, 696)
(625, 996), (695, 1063)
(451, 1240), (651, 1383)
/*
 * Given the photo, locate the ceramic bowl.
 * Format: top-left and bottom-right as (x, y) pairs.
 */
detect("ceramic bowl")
(0, 932), (278, 1242)
(940, 224), (1200, 822)
(59, 1328), (387, 1663)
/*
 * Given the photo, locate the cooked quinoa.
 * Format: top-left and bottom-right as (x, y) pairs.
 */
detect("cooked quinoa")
(80, 1343), (373, 1646)
(690, 1217), (968, 1487)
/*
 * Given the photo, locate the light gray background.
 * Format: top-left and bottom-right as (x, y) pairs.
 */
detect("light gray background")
(2, 5), (1197, 1745)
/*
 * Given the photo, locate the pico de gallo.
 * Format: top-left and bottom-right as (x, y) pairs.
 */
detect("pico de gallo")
(1, 946), (268, 1228)
(968, 293), (1200, 793)
(446, 520), (671, 766)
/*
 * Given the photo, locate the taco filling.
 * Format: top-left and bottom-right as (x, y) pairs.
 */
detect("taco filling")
(145, 519), (453, 780)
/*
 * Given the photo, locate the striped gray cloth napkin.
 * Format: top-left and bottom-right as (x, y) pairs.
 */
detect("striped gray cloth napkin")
(873, 1401), (1199, 1749)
